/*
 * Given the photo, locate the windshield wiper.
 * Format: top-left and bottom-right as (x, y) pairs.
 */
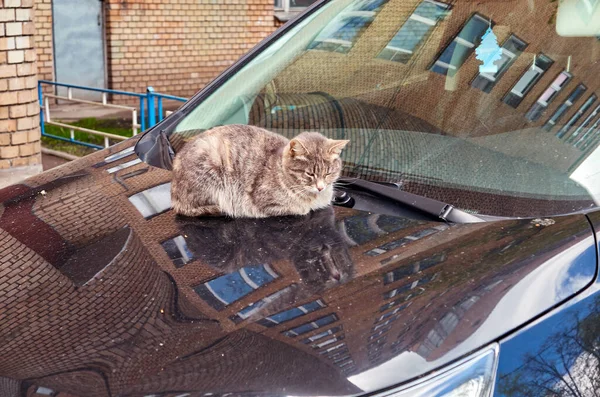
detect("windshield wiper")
(335, 177), (487, 224)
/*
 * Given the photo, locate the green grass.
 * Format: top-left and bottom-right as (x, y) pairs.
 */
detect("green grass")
(42, 117), (134, 157)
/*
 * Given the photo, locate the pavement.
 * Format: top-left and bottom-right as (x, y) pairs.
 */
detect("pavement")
(48, 102), (134, 121)
(42, 152), (70, 171)
(47, 100), (184, 121)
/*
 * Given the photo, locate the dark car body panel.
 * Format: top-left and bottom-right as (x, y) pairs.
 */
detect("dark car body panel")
(494, 211), (600, 396)
(0, 139), (597, 396)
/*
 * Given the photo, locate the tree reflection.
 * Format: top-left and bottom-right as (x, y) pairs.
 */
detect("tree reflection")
(498, 296), (600, 397)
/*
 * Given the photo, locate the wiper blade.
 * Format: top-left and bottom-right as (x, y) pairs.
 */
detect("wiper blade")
(335, 177), (486, 224)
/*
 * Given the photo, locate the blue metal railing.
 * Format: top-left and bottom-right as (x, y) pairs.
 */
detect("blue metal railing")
(38, 80), (187, 149)
(146, 86), (188, 126)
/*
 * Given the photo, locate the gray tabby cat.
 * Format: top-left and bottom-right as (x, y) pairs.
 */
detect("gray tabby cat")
(171, 124), (349, 218)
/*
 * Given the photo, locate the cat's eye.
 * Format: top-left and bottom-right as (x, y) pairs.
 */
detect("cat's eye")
(305, 172), (315, 177)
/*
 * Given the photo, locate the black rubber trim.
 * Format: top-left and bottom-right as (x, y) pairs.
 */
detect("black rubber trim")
(338, 177), (488, 224)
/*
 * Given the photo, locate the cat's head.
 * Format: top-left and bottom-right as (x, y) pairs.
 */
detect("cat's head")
(282, 132), (350, 194)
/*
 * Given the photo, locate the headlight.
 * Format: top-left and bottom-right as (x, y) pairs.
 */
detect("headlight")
(380, 344), (499, 397)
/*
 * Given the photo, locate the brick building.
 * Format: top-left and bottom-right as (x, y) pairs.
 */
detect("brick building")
(33, 0), (302, 100)
(0, 0), (42, 188)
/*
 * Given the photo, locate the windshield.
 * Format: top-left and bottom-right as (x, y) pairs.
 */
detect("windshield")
(168, 0), (600, 218)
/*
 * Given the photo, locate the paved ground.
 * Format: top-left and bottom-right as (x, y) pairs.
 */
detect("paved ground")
(48, 100), (183, 121)
(49, 103), (132, 121)
(42, 153), (70, 171)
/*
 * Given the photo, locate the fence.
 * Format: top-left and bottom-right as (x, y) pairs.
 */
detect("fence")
(38, 80), (188, 150)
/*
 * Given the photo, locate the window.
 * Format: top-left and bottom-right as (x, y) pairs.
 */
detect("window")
(301, 325), (343, 344)
(575, 117), (600, 150)
(230, 286), (295, 323)
(458, 295), (480, 311)
(567, 104), (600, 145)
(579, 127), (600, 150)
(439, 312), (459, 334)
(322, 345), (349, 359)
(337, 359), (355, 368)
(380, 299), (412, 313)
(194, 264), (279, 311)
(503, 53), (554, 108)
(471, 34), (527, 93)
(366, 225), (447, 257)
(312, 334), (345, 349)
(525, 71), (572, 121)
(368, 343), (385, 354)
(333, 354), (352, 364)
(161, 235), (194, 268)
(128, 183), (172, 219)
(384, 281), (413, 298)
(430, 13), (490, 77)
(283, 313), (339, 337)
(318, 341), (346, 354)
(309, 0), (388, 54)
(257, 300), (326, 327)
(274, 0), (318, 12)
(557, 94), (598, 139)
(377, 0), (450, 63)
(369, 326), (391, 340)
(384, 254), (445, 285)
(373, 316), (398, 331)
(376, 305), (407, 322)
(367, 337), (387, 351)
(425, 328), (444, 348)
(544, 84), (587, 131)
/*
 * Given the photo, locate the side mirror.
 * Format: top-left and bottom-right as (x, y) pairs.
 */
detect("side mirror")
(556, 0), (600, 37)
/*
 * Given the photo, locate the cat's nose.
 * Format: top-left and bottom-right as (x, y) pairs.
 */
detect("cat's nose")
(316, 181), (325, 191)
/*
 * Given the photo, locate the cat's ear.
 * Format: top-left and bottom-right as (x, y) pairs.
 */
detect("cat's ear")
(327, 139), (350, 158)
(289, 139), (310, 157)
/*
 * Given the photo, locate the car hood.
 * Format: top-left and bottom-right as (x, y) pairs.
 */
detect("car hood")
(0, 140), (597, 397)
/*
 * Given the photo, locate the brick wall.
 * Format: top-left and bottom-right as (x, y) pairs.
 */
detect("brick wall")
(104, 0), (277, 102)
(31, 0), (279, 101)
(0, 0), (42, 187)
(104, 0), (276, 101)
(32, 0), (51, 92)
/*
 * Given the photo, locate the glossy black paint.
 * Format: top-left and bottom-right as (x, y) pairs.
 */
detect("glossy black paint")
(0, 141), (597, 396)
(494, 212), (600, 396)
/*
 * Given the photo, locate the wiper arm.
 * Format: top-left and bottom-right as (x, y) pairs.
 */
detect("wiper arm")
(335, 177), (486, 224)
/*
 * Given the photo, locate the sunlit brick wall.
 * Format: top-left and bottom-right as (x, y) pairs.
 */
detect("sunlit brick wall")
(0, 0), (42, 186)
(32, 0), (279, 102)
(32, 0), (51, 93)
(105, 0), (277, 102)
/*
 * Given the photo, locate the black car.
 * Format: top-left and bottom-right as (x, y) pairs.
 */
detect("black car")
(1, 0), (600, 396)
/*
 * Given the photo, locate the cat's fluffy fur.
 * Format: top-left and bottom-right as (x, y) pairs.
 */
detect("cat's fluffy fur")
(171, 125), (349, 218)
